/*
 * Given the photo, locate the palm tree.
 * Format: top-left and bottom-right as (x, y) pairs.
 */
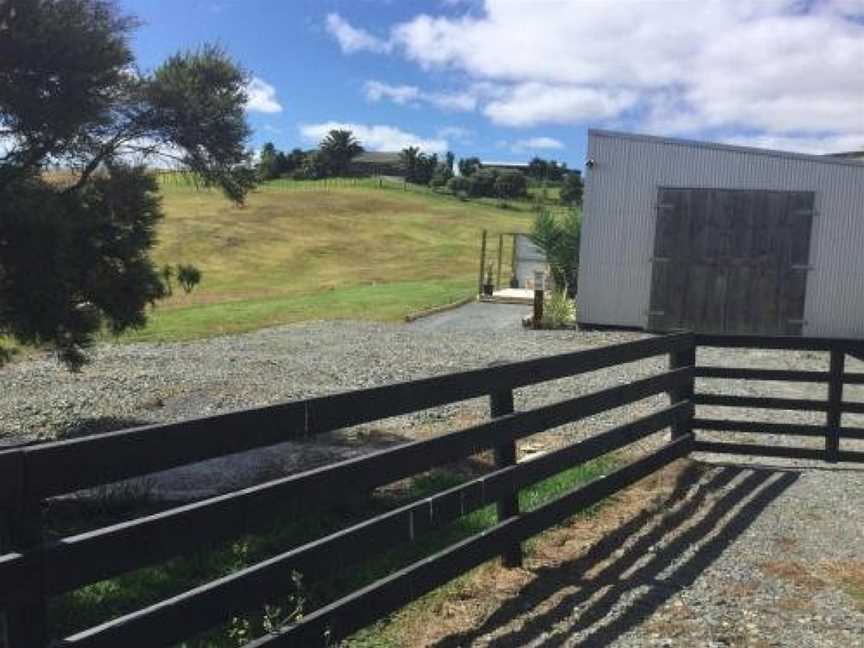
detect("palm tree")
(319, 129), (364, 176)
(399, 146), (420, 182)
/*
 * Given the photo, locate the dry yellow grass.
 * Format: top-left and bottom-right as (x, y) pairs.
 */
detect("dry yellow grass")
(125, 183), (533, 341)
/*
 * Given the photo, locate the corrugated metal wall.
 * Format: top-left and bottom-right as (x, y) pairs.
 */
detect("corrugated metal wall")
(578, 130), (864, 337)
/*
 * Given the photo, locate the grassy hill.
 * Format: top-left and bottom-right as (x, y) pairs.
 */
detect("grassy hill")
(127, 182), (533, 341)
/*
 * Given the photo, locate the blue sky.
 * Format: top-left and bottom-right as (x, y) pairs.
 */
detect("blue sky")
(120, 1), (864, 167)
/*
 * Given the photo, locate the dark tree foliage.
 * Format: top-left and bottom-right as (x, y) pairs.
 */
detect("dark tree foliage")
(458, 157), (481, 177)
(300, 150), (330, 179)
(493, 170), (528, 199)
(176, 264), (202, 294)
(445, 151), (455, 172)
(319, 129), (363, 176)
(399, 146), (438, 185)
(467, 169), (497, 197)
(0, 0), (255, 368)
(526, 157), (568, 182)
(559, 171), (584, 206)
(399, 146), (420, 182)
(257, 142), (281, 180)
(446, 175), (470, 194)
(429, 162), (453, 188)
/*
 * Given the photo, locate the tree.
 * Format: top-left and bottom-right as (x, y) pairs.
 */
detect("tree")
(527, 157), (550, 180)
(399, 146), (420, 182)
(530, 208), (581, 296)
(285, 148), (306, 173)
(0, 0), (254, 369)
(527, 157), (567, 182)
(257, 142), (280, 180)
(458, 157), (481, 177)
(176, 264), (203, 293)
(415, 153), (438, 185)
(560, 171), (584, 206)
(319, 129), (363, 176)
(445, 151), (455, 173)
(446, 175), (470, 195)
(494, 170), (528, 199)
(467, 169), (497, 197)
(429, 161), (453, 188)
(300, 150), (329, 179)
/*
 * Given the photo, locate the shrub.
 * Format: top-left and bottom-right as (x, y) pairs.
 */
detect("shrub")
(176, 264), (203, 294)
(530, 208), (581, 296)
(429, 163), (453, 188)
(300, 151), (329, 179)
(458, 157), (481, 177)
(468, 169), (498, 197)
(446, 176), (470, 193)
(494, 170), (528, 199)
(542, 290), (576, 328)
(560, 171), (584, 206)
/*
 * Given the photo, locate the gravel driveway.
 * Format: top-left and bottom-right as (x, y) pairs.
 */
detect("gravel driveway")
(407, 302), (530, 333)
(1, 318), (863, 645)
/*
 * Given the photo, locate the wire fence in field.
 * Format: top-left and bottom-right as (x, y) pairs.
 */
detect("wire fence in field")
(153, 171), (574, 217)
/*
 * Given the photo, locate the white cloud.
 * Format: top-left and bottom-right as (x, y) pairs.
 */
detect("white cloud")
(721, 132), (864, 156)
(484, 83), (637, 127)
(511, 136), (564, 153)
(363, 80), (477, 112)
(436, 125), (474, 143)
(364, 80), (420, 105)
(427, 91), (477, 111)
(299, 121), (448, 153)
(245, 77), (282, 113)
(326, 13), (392, 54)
(336, 1), (864, 146)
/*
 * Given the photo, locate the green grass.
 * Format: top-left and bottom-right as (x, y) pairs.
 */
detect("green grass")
(126, 181), (535, 342)
(124, 279), (473, 342)
(47, 455), (617, 647)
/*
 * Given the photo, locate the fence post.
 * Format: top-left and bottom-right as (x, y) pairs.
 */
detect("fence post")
(477, 229), (487, 297)
(826, 346), (844, 463)
(668, 337), (696, 441)
(4, 453), (46, 648)
(488, 382), (523, 568)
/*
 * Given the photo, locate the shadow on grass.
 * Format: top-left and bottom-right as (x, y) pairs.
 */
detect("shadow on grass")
(430, 461), (799, 648)
(56, 416), (155, 439)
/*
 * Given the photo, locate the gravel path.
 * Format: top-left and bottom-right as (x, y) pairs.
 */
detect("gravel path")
(2, 317), (863, 644)
(425, 459), (864, 648)
(408, 302), (530, 333)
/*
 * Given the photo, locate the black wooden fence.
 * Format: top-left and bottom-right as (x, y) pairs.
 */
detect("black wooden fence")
(693, 334), (864, 464)
(1, 332), (862, 647)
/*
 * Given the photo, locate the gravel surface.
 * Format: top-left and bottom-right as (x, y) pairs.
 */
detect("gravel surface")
(2, 315), (863, 645)
(428, 459), (864, 648)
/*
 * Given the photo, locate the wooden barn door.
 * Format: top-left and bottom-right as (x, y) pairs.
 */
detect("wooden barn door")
(648, 188), (814, 335)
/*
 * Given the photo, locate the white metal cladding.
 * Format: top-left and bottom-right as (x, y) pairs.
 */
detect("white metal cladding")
(578, 129), (864, 337)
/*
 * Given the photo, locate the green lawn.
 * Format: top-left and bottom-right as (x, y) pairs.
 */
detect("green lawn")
(128, 182), (534, 341)
(48, 456), (617, 647)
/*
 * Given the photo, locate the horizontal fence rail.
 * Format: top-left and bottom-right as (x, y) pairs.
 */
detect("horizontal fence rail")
(0, 332), (693, 502)
(0, 333), (695, 648)
(693, 334), (864, 464)
(5, 331), (864, 647)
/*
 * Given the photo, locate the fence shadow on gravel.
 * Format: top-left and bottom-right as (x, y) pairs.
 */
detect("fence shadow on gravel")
(431, 462), (799, 648)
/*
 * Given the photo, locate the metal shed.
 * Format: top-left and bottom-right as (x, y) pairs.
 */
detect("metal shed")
(577, 129), (864, 337)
